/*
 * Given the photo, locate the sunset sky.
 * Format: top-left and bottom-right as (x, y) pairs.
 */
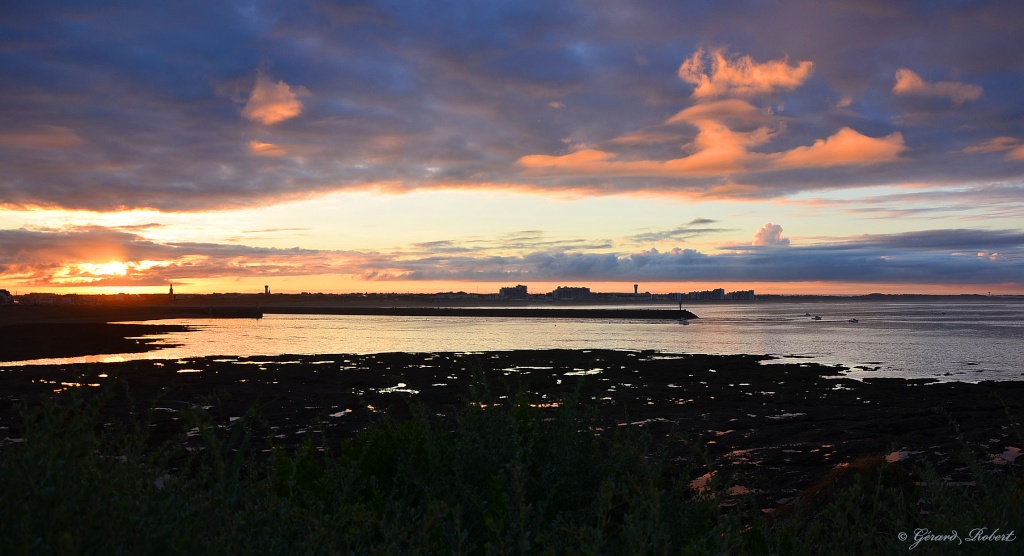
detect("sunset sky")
(2, 1), (1023, 295)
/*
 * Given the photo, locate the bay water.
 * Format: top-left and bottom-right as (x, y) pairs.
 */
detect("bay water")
(7, 299), (1022, 382)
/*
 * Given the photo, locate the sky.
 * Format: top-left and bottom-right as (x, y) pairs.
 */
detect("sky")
(2, 0), (1023, 296)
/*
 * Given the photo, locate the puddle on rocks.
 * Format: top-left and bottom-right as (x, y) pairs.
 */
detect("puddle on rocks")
(378, 382), (421, 395)
(565, 368), (602, 376)
(690, 470), (754, 507)
(992, 446), (1021, 465)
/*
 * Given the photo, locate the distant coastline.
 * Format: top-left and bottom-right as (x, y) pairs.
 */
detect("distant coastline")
(1, 290), (1016, 326)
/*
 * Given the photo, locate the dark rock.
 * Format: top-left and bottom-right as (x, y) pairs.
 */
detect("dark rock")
(1, 348), (1021, 511)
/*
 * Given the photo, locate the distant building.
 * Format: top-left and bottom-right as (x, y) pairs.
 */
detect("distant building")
(688, 288), (725, 301)
(499, 284), (529, 299)
(683, 288), (755, 301)
(22, 293), (58, 305)
(552, 286), (591, 300)
(725, 289), (756, 300)
(433, 291), (480, 300)
(0, 289), (13, 304)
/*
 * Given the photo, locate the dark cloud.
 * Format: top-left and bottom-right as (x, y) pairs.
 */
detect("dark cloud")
(793, 184), (1024, 222)
(1, 1), (1021, 210)
(408, 240), (474, 254)
(630, 220), (733, 242)
(379, 227), (1024, 285)
(854, 228), (1024, 252)
(372, 242), (1023, 286)
(2, 225), (1021, 289)
(466, 231), (613, 252)
(0, 227), (348, 287)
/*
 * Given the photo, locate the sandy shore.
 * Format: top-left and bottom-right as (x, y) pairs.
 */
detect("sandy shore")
(2, 347), (1022, 510)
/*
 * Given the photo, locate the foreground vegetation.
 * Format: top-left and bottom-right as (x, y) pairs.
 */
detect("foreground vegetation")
(1, 382), (1021, 555)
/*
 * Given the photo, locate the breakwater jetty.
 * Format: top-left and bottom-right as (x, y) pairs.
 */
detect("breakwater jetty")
(1, 303), (696, 325)
(261, 307), (698, 320)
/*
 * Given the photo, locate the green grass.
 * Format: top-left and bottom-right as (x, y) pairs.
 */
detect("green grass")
(1, 383), (1021, 555)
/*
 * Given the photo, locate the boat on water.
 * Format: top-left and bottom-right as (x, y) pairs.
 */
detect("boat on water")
(678, 302), (690, 325)
(848, 318), (859, 323)
(811, 315), (822, 320)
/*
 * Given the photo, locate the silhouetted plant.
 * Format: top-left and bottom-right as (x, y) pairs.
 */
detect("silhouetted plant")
(1, 380), (1020, 555)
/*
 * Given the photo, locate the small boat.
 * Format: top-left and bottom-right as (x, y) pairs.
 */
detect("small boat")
(678, 318), (689, 325)
(848, 318), (859, 323)
(804, 312), (812, 317)
(811, 315), (821, 320)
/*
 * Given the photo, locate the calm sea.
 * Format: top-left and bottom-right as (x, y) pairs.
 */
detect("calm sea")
(6, 299), (1023, 382)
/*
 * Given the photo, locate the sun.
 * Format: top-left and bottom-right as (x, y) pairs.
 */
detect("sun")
(79, 261), (130, 276)
(50, 260), (132, 285)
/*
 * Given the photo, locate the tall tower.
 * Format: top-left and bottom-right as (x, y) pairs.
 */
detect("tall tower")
(169, 283), (174, 301)
(634, 284), (639, 295)
(265, 285), (270, 295)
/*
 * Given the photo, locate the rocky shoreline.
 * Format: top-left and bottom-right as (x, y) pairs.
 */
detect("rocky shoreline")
(2, 347), (1022, 511)
(1, 322), (191, 362)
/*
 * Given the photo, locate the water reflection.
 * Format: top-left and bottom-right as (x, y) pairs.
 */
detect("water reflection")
(3, 300), (1022, 382)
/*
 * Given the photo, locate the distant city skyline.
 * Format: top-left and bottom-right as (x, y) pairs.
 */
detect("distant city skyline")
(2, 2), (1023, 295)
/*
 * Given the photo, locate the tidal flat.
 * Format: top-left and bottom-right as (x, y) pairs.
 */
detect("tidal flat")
(3, 347), (1022, 512)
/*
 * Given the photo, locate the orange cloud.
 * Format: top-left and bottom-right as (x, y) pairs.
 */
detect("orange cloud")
(249, 140), (288, 157)
(520, 125), (902, 177)
(961, 136), (1024, 161)
(663, 98), (772, 126)
(668, 121), (774, 173)
(678, 49), (814, 99)
(962, 136), (1020, 154)
(519, 49), (903, 189)
(520, 121), (770, 177)
(774, 127), (906, 168)
(0, 125), (85, 149)
(962, 136), (1024, 161)
(242, 71), (308, 125)
(893, 68), (982, 104)
(518, 148), (617, 172)
(608, 130), (687, 145)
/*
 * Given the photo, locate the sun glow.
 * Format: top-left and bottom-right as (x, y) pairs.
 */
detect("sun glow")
(79, 261), (130, 276)
(51, 261), (129, 284)
(44, 260), (174, 285)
